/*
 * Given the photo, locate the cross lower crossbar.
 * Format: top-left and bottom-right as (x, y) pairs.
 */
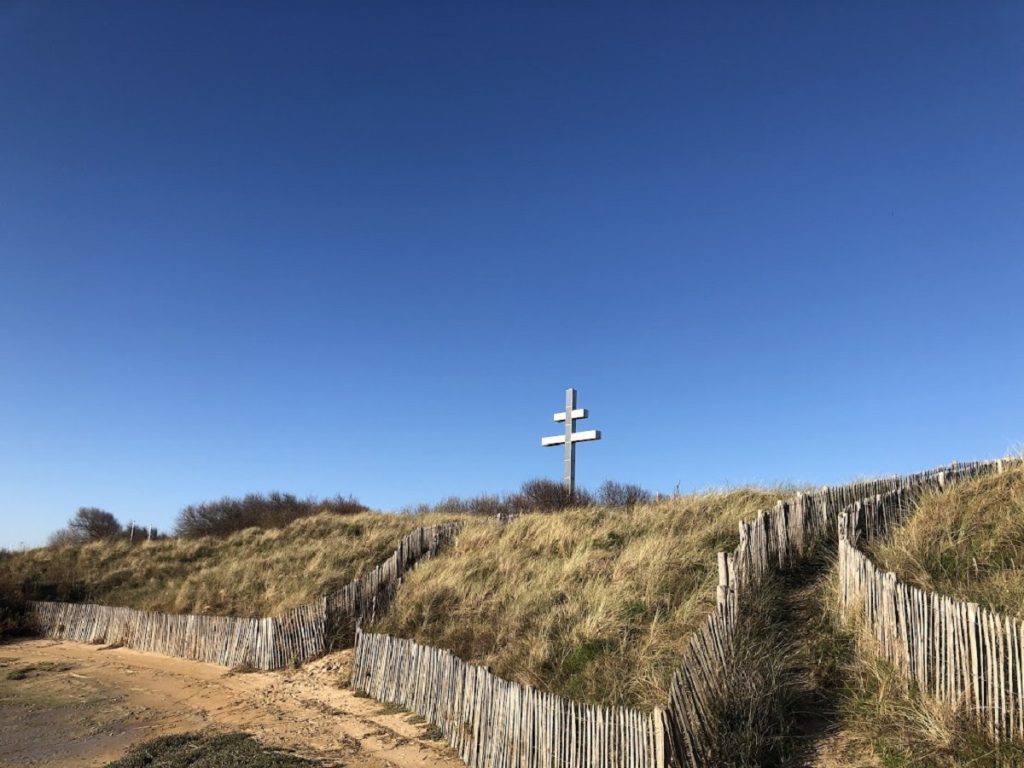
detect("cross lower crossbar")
(540, 430), (601, 447)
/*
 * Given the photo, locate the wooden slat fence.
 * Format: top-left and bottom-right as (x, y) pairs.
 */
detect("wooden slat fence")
(29, 522), (461, 670)
(351, 627), (669, 768)
(838, 458), (1024, 741)
(325, 523), (463, 642)
(663, 457), (1018, 765)
(24, 458), (1024, 764)
(349, 459), (1019, 768)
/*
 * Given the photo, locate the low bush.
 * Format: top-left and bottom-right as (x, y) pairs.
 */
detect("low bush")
(0, 560), (31, 641)
(48, 508), (122, 546)
(104, 731), (315, 767)
(597, 481), (653, 508)
(510, 478), (595, 512)
(412, 478), (644, 518)
(47, 508), (166, 547)
(176, 493), (367, 538)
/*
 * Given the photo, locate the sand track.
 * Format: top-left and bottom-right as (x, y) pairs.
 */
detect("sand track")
(0, 638), (462, 767)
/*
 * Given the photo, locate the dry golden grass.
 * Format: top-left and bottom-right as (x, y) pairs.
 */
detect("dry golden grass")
(820, 466), (1024, 767)
(824, 569), (1024, 768)
(4, 486), (789, 713)
(868, 464), (1024, 619)
(373, 488), (784, 710)
(0, 511), (460, 617)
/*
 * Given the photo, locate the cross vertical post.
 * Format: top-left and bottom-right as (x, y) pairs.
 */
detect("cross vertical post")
(563, 387), (576, 495)
(541, 387), (601, 498)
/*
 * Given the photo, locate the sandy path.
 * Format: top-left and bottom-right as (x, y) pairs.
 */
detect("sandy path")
(0, 638), (463, 767)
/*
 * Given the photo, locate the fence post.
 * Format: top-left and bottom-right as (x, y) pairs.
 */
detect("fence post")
(716, 552), (730, 608)
(654, 707), (667, 768)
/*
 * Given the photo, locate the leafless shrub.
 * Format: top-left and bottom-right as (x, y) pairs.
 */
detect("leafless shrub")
(413, 479), (617, 519)
(48, 508), (123, 546)
(597, 481), (652, 509)
(0, 563), (30, 640)
(509, 478), (595, 513)
(175, 492), (367, 538)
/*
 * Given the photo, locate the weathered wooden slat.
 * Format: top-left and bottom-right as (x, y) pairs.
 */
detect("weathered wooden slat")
(351, 629), (663, 768)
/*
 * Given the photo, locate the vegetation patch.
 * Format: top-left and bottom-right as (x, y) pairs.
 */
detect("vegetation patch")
(5, 661), (75, 680)
(176, 493), (367, 538)
(0, 564), (32, 641)
(104, 732), (316, 767)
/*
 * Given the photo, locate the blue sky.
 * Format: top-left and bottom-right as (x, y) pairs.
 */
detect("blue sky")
(2, 2), (1022, 548)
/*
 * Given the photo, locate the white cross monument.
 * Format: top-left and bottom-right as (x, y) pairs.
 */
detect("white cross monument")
(540, 387), (601, 496)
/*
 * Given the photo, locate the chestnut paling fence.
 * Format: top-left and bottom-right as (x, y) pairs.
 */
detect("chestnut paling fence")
(837, 459), (1024, 741)
(659, 458), (1018, 765)
(351, 627), (668, 768)
(30, 522), (461, 670)
(28, 457), (1023, 766)
(346, 457), (1020, 767)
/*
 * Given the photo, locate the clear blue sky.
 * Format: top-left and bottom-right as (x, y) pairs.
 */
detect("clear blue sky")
(2, 2), (1022, 548)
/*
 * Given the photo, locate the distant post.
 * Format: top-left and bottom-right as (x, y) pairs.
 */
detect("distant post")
(541, 387), (601, 496)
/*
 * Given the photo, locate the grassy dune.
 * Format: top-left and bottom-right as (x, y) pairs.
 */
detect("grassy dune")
(868, 464), (1024, 618)
(3, 487), (787, 711)
(374, 488), (783, 710)
(0, 511), (455, 617)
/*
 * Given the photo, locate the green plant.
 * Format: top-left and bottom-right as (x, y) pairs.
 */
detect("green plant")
(104, 732), (316, 767)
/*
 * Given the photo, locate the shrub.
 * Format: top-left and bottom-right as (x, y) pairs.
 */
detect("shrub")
(510, 478), (595, 513)
(176, 493), (367, 538)
(0, 596), (29, 640)
(104, 732), (316, 767)
(462, 494), (510, 516)
(46, 528), (82, 547)
(411, 480), (601, 518)
(429, 494), (511, 517)
(0, 566), (30, 641)
(597, 481), (653, 509)
(47, 508), (124, 546)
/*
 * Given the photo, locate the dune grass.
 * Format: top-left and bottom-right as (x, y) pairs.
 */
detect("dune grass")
(0, 511), (457, 617)
(867, 464), (1024, 619)
(373, 488), (784, 710)
(816, 567), (1024, 768)
(817, 468), (1024, 766)
(3, 485), (789, 712)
